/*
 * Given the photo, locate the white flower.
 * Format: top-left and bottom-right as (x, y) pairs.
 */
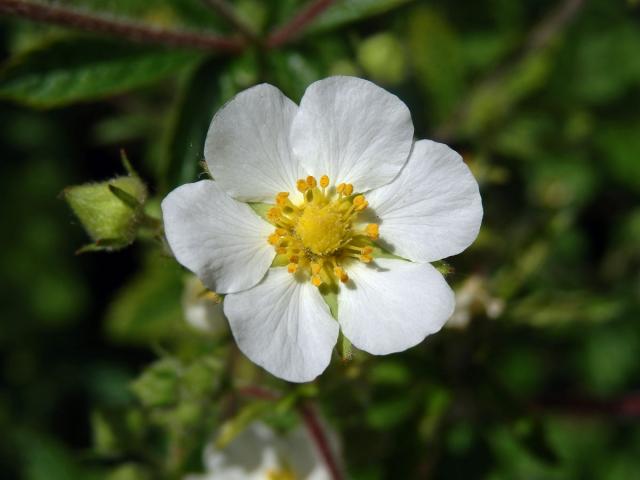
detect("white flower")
(184, 421), (337, 480)
(182, 275), (226, 334)
(448, 274), (505, 329)
(162, 76), (483, 382)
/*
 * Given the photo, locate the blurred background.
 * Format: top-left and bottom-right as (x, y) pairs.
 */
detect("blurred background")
(1, 0), (639, 478)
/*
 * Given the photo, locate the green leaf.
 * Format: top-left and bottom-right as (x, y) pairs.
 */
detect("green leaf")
(306, 0), (414, 35)
(0, 37), (201, 108)
(267, 49), (321, 102)
(366, 395), (417, 430)
(17, 433), (102, 480)
(408, 7), (466, 121)
(567, 22), (640, 104)
(160, 51), (261, 190)
(357, 33), (406, 85)
(130, 358), (180, 408)
(595, 122), (640, 192)
(105, 257), (184, 344)
(160, 57), (227, 192)
(53, 0), (228, 31)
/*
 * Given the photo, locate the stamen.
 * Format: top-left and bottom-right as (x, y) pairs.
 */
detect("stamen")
(306, 175), (317, 188)
(268, 233), (280, 245)
(320, 175), (330, 188)
(353, 195), (368, 211)
(267, 206), (282, 219)
(343, 183), (354, 196)
(366, 223), (379, 239)
(276, 192), (290, 206)
(297, 179), (309, 193)
(360, 254), (373, 263)
(336, 183), (346, 195)
(311, 274), (323, 287)
(334, 266), (349, 283)
(287, 263), (298, 274)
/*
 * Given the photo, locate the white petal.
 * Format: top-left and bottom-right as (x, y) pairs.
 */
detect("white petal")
(291, 76), (413, 192)
(366, 140), (483, 262)
(181, 276), (227, 334)
(338, 258), (454, 355)
(201, 422), (279, 479)
(224, 268), (339, 382)
(204, 83), (301, 203)
(161, 180), (274, 294)
(281, 423), (338, 480)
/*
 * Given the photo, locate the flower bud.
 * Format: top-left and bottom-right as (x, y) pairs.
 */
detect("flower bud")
(63, 176), (147, 251)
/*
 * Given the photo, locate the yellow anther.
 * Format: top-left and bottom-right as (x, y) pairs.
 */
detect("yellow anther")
(277, 246), (287, 254)
(267, 207), (282, 219)
(287, 263), (298, 274)
(310, 262), (322, 275)
(289, 255), (299, 264)
(306, 175), (317, 188)
(311, 275), (323, 287)
(320, 175), (330, 188)
(297, 179), (309, 193)
(334, 266), (349, 283)
(353, 195), (368, 211)
(202, 291), (222, 303)
(268, 233), (280, 245)
(276, 192), (290, 206)
(336, 183), (346, 194)
(361, 246), (374, 255)
(343, 183), (354, 196)
(360, 254), (372, 263)
(276, 228), (287, 236)
(365, 223), (379, 239)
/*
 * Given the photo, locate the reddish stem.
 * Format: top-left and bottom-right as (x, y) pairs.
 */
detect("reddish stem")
(267, 0), (334, 48)
(299, 402), (343, 480)
(533, 392), (640, 418)
(237, 385), (281, 401)
(0, 0), (244, 52)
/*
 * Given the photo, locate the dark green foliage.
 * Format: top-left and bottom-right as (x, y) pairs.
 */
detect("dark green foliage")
(1, 0), (639, 478)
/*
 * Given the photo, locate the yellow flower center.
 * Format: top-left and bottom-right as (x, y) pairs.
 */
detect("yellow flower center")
(296, 204), (347, 255)
(266, 467), (297, 480)
(266, 175), (379, 287)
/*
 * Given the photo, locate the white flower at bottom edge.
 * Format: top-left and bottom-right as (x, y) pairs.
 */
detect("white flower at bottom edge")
(182, 275), (227, 334)
(162, 76), (483, 383)
(183, 421), (338, 480)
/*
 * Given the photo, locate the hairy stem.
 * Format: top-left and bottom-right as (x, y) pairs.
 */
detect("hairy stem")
(267, 0), (334, 48)
(0, 0), (244, 52)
